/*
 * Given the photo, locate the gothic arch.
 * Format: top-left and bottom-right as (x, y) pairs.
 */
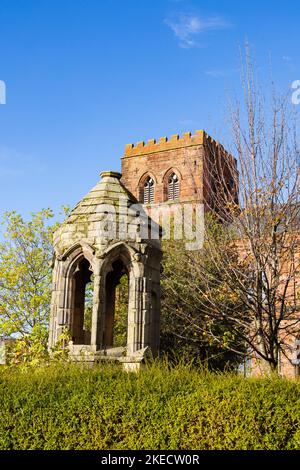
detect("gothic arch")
(162, 167), (182, 201)
(161, 167), (183, 183)
(98, 242), (141, 352)
(48, 241), (97, 348)
(137, 172), (157, 204)
(59, 242), (95, 276)
(100, 242), (134, 274)
(138, 171), (157, 186)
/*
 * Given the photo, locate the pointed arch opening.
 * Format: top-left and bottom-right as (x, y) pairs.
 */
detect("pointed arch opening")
(162, 169), (181, 202)
(139, 175), (155, 204)
(167, 172), (180, 201)
(103, 259), (129, 349)
(70, 257), (94, 345)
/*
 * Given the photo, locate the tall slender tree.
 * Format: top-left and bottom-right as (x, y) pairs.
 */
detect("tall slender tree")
(162, 48), (300, 373)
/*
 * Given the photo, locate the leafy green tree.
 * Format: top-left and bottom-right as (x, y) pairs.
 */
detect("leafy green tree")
(0, 209), (56, 360)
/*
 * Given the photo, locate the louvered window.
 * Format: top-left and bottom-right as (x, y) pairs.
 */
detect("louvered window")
(143, 177), (154, 204)
(168, 173), (179, 201)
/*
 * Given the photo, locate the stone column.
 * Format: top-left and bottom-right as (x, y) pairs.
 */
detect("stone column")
(90, 273), (101, 350)
(54, 261), (74, 344)
(128, 276), (151, 354)
(48, 258), (59, 349)
(49, 259), (72, 347)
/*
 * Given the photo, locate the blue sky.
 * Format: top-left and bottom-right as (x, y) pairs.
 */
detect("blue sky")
(0, 0), (298, 217)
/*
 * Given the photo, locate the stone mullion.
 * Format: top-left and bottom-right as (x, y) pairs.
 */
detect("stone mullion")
(142, 278), (151, 348)
(131, 276), (151, 352)
(90, 273), (101, 349)
(134, 277), (143, 352)
(54, 261), (73, 344)
(126, 272), (135, 354)
(48, 258), (60, 348)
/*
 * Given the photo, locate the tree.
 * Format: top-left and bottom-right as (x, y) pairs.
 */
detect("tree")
(0, 209), (55, 347)
(160, 216), (249, 370)
(194, 49), (300, 373)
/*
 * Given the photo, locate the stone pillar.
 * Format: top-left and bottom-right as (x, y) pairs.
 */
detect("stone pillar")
(48, 258), (58, 349)
(90, 273), (101, 350)
(49, 259), (70, 348)
(126, 273), (136, 355)
(53, 262), (75, 345)
(130, 276), (151, 354)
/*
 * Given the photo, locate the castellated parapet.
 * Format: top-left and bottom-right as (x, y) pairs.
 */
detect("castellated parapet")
(123, 130), (233, 159)
(121, 130), (237, 208)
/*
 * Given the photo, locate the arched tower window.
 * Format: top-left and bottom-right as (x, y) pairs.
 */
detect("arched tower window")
(142, 176), (155, 204)
(167, 173), (180, 201)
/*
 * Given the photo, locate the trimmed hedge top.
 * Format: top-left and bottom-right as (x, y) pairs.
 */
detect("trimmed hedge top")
(0, 362), (299, 450)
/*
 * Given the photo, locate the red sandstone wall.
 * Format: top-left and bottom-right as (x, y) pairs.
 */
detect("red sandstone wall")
(236, 237), (300, 378)
(121, 130), (238, 213)
(121, 131), (205, 205)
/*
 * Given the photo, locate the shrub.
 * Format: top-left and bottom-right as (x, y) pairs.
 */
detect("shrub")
(0, 362), (299, 450)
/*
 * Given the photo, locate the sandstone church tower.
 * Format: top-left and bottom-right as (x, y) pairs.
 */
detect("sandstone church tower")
(121, 130), (238, 214)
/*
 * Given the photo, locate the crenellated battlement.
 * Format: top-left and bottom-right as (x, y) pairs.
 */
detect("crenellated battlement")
(204, 133), (234, 162)
(124, 130), (205, 157)
(123, 130), (233, 160)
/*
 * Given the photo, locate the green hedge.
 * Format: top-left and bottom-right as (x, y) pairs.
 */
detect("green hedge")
(0, 362), (299, 450)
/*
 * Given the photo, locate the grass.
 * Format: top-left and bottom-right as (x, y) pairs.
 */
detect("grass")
(0, 360), (299, 450)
